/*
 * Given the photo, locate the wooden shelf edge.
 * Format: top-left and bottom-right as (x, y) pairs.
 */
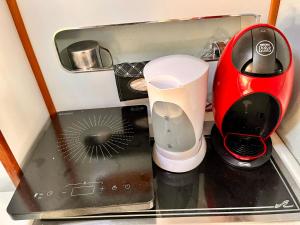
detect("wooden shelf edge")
(0, 131), (22, 186)
(2, 0), (57, 186)
(268, 0), (281, 25)
(6, 0), (56, 117)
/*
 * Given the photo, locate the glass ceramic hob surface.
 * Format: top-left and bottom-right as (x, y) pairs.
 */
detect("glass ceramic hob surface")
(7, 105), (154, 220)
(31, 137), (300, 223)
(7, 111), (300, 222)
(154, 138), (299, 214)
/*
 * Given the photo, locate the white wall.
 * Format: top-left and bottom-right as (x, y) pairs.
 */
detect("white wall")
(0, 1), (49, 189)
(277, 0), (300, 163)
(16, 0), (271, 112)
(0, 164), (14, 192)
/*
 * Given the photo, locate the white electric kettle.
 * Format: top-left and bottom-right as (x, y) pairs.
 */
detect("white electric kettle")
(143, 55), (208, 173)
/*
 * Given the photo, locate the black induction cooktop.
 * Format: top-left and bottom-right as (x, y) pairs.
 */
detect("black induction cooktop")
(7, 105), (154, 220)
(7, 107), (300, 222)
(29, 137), (300, 224)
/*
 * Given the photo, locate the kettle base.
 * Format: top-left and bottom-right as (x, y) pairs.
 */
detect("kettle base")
(211, 125), (272, 169)
(153, 136), (206, 173)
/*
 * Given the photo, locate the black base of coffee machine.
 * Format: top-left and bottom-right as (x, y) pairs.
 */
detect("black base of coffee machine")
(211, 125), (273, 169)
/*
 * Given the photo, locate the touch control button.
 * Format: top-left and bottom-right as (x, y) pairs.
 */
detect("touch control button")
(34, 193), (44, 200)
(47, 191), (54, 196)
(111, 185), (118, 191)
(124, 184), (131, 190)
(99, 186), (104, 192)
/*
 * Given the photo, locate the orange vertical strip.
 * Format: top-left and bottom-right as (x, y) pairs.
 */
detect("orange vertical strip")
(6, 0), (56, 117)
(0, 131), (22, 186)
(268, 0), (281, 25)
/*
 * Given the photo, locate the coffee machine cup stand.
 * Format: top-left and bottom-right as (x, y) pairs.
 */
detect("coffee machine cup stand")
(211, 24), (294, 169)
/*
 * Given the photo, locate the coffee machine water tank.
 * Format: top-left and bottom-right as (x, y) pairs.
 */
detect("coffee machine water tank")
(144, 55), (208, 173)
(212, 24), (294, 169)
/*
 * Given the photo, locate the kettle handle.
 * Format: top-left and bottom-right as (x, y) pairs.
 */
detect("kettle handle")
(98, 45), (114, 69)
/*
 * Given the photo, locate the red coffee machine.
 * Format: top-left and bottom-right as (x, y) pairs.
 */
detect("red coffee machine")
(211, 24), (294, 169)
